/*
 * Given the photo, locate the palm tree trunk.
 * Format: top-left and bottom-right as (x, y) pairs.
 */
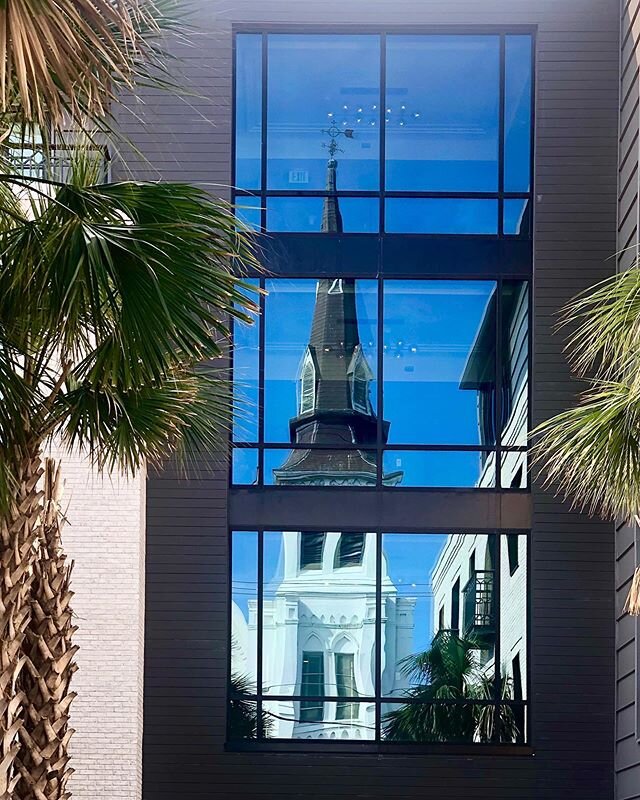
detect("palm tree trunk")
(0, 451), (42, 800)
(17, 459), (77, 800)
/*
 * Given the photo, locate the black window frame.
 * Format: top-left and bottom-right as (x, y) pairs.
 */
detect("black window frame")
(228, 24), (536, 756)
(228, 527), (531, 753)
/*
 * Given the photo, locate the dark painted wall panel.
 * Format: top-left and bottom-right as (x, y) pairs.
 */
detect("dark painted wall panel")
(114, 0), (619, 797)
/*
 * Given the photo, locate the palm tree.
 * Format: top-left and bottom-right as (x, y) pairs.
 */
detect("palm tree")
(382, 631), (519, 743)
(532, 268), (640, 614)
(0, 156), (259, 797)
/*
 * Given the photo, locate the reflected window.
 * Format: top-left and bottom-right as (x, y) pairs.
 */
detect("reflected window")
(334, 532), (366, 568)
(300, 652), (325, 722)
(335, 653), (358, 719)
(300, 531), (326, 570)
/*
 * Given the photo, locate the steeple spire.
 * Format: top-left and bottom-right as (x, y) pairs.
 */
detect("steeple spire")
(272, 142), (402, 487)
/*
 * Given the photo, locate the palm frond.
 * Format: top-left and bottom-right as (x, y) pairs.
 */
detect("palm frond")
(533, 380), (640, 519)
(0, 0), (183, 133)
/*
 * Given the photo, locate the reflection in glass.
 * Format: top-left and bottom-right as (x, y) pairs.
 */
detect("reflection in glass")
(385, 35), (500, 191)
(267, 35), (380, 191)
(263, 700), (375, 740)
(385, 198), (498, 235)
(232, 449), (259, 485)
(383, 280), (496, 445)
(235, 34), (262, 189)
(267, 197), (379, 233)
(382, 701), (520, 743)
(231, 531), (258, 692)
(503, 199), (530, 236)
(235, 196), (262, 231)
(232, 288), (260, 442)
(383, 450), (495, 488)
(500, 534), (527, 742)
(504, 35), (533, 193)
(264, 278), (378, 447)
(501, 451), (528, 489)
(500, 281), (529, 447)
(228, 700), (260, 741)
(381, 533), (448, 697)
(230, 530), (527, 742)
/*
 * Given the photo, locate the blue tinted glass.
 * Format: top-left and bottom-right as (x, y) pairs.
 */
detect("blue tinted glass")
(503, 199), (529, 236)
(233, 284), (260, 442)
(385, 198), (498, 234)
(383, 280), (497, 445)
(264, 279), (378, 444)
(383, 451), (496, 488)
(500, 281), (529, 447)
(235, 196), (262, 231)
(267, 35), (380, 191)
(385, 36), (500, 191)
(235, 35), (262, 189)
(267, 197), (379, 233)
(504, 35), (533, 193)
(232, 449), (259, 485)
(231, 531), (258, 690)
(501, 451), (528, 489)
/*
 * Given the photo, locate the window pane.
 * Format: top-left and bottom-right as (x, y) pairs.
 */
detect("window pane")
(382, 701), (509, 743)
(235, 34), (262, 189)
(264, 279), (378, 449)
(267, 197), (379, 233)
(385, 36), (500, 191)
(267, 35), (380, 191)
(232, 284), (260, 442)
(383, 280), (497, 445)
(383, 450), (495, 488)
(235, 196), (262, 231)
(501, 451), (528, 489)
(500, 534), (527, 743)
(504, 35), (533, 193)
(265, 448), (379, 487)
(381, 533), (447, 697)
(231, 531), (258, 693)
(335, 653), (358, 719)
(500, 281), (529, 446)
(385, 199), (498, 235)
(503, 198), (530, 236)
(228, 699), (260, 741)
(263, 700), (375, 740)
(232, 449), (259, 485)
(262, 530), (377, 702)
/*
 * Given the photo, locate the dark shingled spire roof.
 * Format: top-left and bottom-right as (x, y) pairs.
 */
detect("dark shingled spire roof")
(273, 157), (402, 487)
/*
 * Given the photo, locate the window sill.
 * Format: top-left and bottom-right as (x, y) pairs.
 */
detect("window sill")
(225, 740), (534, 757)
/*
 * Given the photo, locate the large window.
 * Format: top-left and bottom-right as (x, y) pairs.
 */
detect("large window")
(229, 28), (534, 751)
(232, 278), (529, 488)
(234, 31), (533, 236)
(230, 529), (528, 744)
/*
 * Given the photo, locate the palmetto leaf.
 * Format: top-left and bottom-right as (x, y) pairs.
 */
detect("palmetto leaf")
(0, 153), (261, 508)
(0, 0), (182, 133)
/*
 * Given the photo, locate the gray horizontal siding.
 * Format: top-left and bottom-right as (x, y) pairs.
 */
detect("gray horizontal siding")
(617, 0), (640, 796)
(113, 0), (619, 797)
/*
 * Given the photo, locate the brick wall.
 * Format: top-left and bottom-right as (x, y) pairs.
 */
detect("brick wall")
(46, 443), (145, 800)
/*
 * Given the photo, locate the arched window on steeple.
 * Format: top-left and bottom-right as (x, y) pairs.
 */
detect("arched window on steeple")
(299, 349), (316, 414)
(347, 345), (373, 414)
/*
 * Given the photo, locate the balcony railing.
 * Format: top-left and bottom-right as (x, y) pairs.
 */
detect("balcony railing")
(462, 570), (496, 644)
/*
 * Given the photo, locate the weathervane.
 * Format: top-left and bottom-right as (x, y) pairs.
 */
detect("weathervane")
(322, 119), (354, 158)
